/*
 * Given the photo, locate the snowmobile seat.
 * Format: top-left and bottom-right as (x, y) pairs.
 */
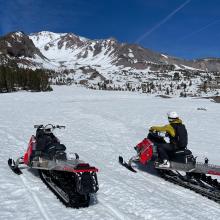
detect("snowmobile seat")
(47, 143), (66, 153)
(45, 143), (66, 159)
(173, 149), (192, 156)
(169, 149), (193, 163)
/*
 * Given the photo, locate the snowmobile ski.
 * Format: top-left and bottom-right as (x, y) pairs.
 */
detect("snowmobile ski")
(8, 158), (22, 175)
(119, 156), (137, 173)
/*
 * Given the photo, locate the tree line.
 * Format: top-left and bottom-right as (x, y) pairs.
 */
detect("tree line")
(0, 65), (52, 93)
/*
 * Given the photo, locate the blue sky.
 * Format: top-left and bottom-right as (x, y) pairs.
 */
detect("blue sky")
(0, 0), (220, 59)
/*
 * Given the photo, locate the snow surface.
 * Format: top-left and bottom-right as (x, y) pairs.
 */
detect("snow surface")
(1, 86), (220, 220)
(181, 65), (201, 71)
(30, 31), (67, 48)
(161, 54), (168, 59)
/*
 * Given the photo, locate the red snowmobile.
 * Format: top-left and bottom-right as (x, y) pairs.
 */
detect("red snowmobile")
(119, 131), (220, 203)
(8, 124), (99, 208)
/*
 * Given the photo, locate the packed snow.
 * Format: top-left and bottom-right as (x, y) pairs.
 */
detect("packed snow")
(1, 86), (220, 220)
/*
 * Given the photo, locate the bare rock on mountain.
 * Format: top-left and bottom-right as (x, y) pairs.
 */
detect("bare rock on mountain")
(0, 31), (45, 59)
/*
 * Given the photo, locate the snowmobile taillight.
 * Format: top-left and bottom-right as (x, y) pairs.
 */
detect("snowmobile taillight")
(207, 170), (220, 176)
(63, 165), (98, 173)
(75, 164), (99, 172)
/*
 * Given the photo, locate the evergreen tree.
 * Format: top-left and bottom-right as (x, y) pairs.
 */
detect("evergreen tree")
(0, 65), (52, 93)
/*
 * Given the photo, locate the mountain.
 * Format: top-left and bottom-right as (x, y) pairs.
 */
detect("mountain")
(1, 31), (220, 96)
(28, 31), (220, 72)
(2, 31), (220, 72)
(28, 31), (187, 71)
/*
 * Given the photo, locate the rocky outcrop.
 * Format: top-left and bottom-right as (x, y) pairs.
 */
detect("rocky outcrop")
(0, 31), (45, 59)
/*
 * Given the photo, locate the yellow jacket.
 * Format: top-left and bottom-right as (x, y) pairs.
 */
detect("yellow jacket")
(150, 118), (183, 138)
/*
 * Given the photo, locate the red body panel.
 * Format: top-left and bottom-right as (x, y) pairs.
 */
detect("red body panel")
(207, 170), (220, 176)
(23, 136), (36, 165)
(136, 138), (153, 165)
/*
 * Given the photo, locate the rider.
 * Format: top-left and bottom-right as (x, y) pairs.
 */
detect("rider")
(149, 111), (188, 168)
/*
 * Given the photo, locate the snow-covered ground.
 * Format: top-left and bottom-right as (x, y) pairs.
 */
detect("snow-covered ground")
(0, 86), (220, 220)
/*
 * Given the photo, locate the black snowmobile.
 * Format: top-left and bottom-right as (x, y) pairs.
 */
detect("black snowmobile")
(8, 124), (99, 208)
(119, 131), (220, 203)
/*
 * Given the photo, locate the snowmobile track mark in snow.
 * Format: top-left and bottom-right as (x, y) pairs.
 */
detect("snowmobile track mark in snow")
(20, 174), (52, 220)
(99, 198), (129, 220)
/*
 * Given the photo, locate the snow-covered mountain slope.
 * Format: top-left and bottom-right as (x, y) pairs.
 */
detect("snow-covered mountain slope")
(1, 85), (220, 220)
(2, 31), (220, 74)
(1, 31), (220, 96)
(29, 31), (191, 71)
(29, 31), (126, 73)
(28, 31), (220, 72)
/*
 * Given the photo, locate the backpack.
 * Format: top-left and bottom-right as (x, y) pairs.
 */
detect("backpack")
(171, 123), (188, 149)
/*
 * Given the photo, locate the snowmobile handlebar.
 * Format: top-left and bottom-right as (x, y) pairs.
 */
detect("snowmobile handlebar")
(34, 124), (66, 132)
(148, 130), (167, 137)
(148, 130), (161, 136)
(147, 130), (167, 144)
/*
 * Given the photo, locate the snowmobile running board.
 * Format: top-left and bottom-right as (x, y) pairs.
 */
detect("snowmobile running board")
(8, 156), (99, 174)
(155, 161), (220, 176)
